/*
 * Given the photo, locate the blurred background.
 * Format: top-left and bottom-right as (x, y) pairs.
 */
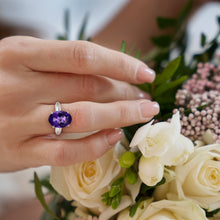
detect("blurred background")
(0, 0), (219, 219)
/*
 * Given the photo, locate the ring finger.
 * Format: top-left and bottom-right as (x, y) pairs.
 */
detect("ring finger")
(31, 100), (160, 135)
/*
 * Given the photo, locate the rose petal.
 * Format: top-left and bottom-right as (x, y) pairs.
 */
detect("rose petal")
(50, 166), (72, 200)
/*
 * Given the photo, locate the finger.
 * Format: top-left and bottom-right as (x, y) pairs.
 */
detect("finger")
(31, 100), (159, 135)
(20, 129), (123, 167)
(35, 73), (150, 103)
(5, 36), (155, 84)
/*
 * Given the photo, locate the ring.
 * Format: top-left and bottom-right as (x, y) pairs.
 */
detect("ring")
(48, 102), (72, 135)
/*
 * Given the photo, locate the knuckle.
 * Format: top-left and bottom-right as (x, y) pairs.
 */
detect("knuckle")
(118, 102), (130, 120)
(0, 36), (33, 66)
(80, 75), (97, 98)
(115, 53), (132, 80)
(70, 103), (88, 131)
(123, 85), (133, 100)
(71, 41), (95, 69)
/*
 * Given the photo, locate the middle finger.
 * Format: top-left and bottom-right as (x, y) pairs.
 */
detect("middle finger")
(34, 73), (150, 103)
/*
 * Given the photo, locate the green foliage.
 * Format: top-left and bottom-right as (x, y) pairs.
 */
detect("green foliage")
(102, 177), (124, 210)
(200, 33), (206, 47)
(128, 178), (166, 217)
(140, 177), (166, 194)
(205, 208), (220, 217)
(120, 41), (141, 59)
(120, 40), (127, 53)
(78, 13), (90, 40)
(125, 168), (138, 185)
(57, 9), (70, 40)
(151, 35), (172, 48)
(157, 17), (177, 29)
(129, 197), (143, 217)
(143, 0), (193, 72)
(34, 172), (60, 220)
(154, 56), (182, 85)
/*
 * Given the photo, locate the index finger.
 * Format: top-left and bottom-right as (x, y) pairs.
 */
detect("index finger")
(8, 36), (155, 84)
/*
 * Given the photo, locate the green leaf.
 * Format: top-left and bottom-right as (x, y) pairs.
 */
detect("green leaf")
(134, 49), (141, 59)
(177, 0), (193, 25)
(200, 33), (206, 47)
(154, 56), (182, 85)
(217, 16), (220, 26)
(129, 198), (142, 217)
(109, 177), (124, 197)
(78, 13), (89, 40)
(64, 9), (70, 40)
(101, 192), (113, 206)
(34, 172), (60, 220)
(128, 44), (136, 55)
(40, 195), (62, 220)
(153, 75), (187, 98)
(57, 35), (67, 40)
(157, 17), (177, 29)
(120, 41), (127, 53)
(111, 192), (122, 210)
(109, 185), (121, 198)
(205, 208), (220, 217)
(141, 177), (166, 194)
(151, 35), (172, 48)
(193, 40), (218, 63)
(125, 168), (138, 185)
(136, 83), (151, 93)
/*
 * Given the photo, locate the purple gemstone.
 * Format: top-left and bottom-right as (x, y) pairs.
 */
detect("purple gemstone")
(48, 111), (72, 128)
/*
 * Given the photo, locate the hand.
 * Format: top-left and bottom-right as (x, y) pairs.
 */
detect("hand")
(0, 36), (159, 172)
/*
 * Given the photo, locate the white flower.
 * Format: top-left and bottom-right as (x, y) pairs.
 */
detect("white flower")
(130, 111), (194, 186)
(117, 199), (208, 220)
(167, 144), (220, 211)
(50, 148), (122, 215)
(138, 156), (164, 186)
(130, 112), (181, 158)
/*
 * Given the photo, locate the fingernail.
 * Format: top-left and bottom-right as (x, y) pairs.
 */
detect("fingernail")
(137, 65), (155, 83)
(137, 91), (151, 99)
(140, 101), (160, 118)
(106, 129), (123, 146)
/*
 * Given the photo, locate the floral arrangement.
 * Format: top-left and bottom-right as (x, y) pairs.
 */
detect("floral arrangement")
(34, 2), (220, 220)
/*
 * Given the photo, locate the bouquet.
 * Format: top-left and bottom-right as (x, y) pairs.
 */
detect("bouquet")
(34, 3), (220, 220)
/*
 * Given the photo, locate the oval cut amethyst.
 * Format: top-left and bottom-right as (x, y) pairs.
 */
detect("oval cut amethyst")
(48, 111), (72, 128)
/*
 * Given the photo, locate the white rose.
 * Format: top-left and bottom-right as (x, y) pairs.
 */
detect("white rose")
(130, 111), (194, 186)
(117, 199), (208, 220)
(167, 144), (220, 211)
(50, 148), (122, 215)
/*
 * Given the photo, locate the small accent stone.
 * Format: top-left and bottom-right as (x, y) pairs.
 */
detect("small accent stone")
(48, 111), (72, 128)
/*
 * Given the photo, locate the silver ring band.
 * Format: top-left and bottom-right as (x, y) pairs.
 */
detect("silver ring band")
(55, 102), (62, 135)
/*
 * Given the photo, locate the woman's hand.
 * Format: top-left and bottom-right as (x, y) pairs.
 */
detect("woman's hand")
(0, 36), (159, 172)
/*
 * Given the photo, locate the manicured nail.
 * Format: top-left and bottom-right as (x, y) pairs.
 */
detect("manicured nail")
(140, 101), (160, 118)
(106, 129), (123, 146)
(137, 65), (155, 83)
(137, 91), (151, 99)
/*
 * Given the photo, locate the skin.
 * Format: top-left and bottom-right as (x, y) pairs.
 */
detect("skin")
(93, 0), (218, 52)
(0, 36), (159, 172)
(0, 0), (216, 172)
